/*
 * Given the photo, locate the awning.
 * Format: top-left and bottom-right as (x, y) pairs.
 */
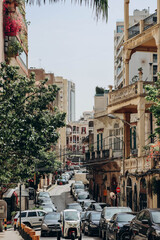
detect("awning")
(3, 188), (15, 198)
(15, 188), (29, 197)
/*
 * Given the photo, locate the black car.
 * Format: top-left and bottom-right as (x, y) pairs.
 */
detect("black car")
(66, 203), (82, 212)
(84, 211), (101, 236)
(130, 208), (160, 240)
(41, 212), (60, 237)
(87, 202), (109, 211)
(82, 211), (94, 234)
(107, 212), (137, 240)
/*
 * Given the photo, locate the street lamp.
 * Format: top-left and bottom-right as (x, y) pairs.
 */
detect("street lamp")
(107, 113), (132, 205)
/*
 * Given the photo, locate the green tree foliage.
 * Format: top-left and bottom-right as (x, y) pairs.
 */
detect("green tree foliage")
(26, 0), (108, 22)
(96, 86), (104, 94)
(0, 63), (66, 188)
(145, 74), (160, 138)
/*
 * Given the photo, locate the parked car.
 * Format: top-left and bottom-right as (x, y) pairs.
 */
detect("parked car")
(99, 207), (132, 240)
(87, 203), (108, 212)
(38, 191), (50, 198)
(37, 197), (53, 206)
(72, 183), (85, 196)
(107, 212), (137, 240)
(41, 212), (61, 237)
(82, 200), (96, 211)
(66, 203), (82, 212)
(14, 209), (46, 228)
(130, 208), (160, 240)
(77, 192), (90, 204)
(57, 177), (68, 185)
(82, 211), (93, 233)
(84, 211), (101, 236)
(74, 189), (85, 200)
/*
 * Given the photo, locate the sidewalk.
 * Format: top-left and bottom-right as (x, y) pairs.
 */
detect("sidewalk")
(0, 228), (23, 240)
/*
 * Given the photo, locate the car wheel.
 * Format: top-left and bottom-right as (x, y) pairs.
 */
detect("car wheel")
(103, 230), (106, 240)
(148, 235), (154, 240)
(88, 228), (92, 236)
(120, 232), (130, 240)
(57, 232), (61, 240)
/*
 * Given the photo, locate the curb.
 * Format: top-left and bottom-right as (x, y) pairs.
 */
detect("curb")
(46, 183), (57, 192)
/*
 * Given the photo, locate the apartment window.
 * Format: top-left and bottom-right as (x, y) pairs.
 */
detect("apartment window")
(82, 146), (85, 153)
(77, 136), (79, 143)
(81, 127), (86, 134)
(77, 146), (79, 151)
(73, 136), (76, 143)
(73, 145), (76, 151)
(89, 121), (94, 127)
(153, 76), (157, 82)
(117, 25), (124, 33)
(130, 127), (136, 150)
(153, 54), (157, 63)
(153, 65), (157, 75)
(70, 137), (72, 142)
(114, 138), (120, 150)
(109, 138), (112, 148)
(77, 127), (79, 133)
(73, 126), (76, 133)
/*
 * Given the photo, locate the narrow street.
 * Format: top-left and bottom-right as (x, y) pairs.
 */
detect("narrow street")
(39, 180), (101, 240)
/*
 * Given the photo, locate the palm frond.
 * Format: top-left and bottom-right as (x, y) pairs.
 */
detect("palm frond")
(26, 0), (108, 22)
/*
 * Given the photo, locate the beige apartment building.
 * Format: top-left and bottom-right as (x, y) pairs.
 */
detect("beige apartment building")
(67, 111), (94, 165)
(86, 1), (160, 210)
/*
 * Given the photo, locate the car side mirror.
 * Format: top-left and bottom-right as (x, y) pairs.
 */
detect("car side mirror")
(58, 220), (62, 223)
(142, 219), (149, 224)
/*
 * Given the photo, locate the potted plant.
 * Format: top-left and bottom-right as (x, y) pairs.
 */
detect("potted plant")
(6, 37), (23, 58)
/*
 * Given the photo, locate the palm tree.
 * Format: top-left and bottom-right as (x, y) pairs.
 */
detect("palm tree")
(26, 0), (108, 21)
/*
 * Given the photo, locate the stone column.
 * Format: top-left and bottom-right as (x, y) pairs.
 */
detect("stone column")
(124, 113), (130, 159)
(124, 59), (129, 86)
(137, 98), (145, 157)
(124, 0), (130, 41)
(158, 0), (160, 24)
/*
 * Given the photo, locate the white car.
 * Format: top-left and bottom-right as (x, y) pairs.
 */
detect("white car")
(14, 209), (46, 228)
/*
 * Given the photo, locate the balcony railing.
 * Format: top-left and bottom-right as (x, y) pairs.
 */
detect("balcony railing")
(128, 12), (157, 39)
(143, 12), (157, 31)
(108, 81), (153, 105)
(128, 22), (140, 39)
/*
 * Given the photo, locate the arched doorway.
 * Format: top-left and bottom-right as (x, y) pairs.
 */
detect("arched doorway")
(139, 178), (147, 210)
(126, 177), (132, 209)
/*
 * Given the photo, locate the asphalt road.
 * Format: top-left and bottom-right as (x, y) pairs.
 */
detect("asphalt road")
(39, 180), (101, 240)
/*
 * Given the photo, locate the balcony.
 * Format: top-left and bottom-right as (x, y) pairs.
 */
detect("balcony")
(128, 12), (157, 39)
(108, 81), (153, 106)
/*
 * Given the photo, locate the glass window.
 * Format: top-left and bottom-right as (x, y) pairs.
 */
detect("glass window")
(28, 211), (37, 217)
(45, 213), (60, 220)
(90, 212), (101, 221)
(117, 25), (124, 33)
(143, 211), (150, 221)
(20, 212), (27, 218)
(38, 211), (46, 217)
(64, 211), (79, 221)
(153, 65), (157, 75)
(153, 54), (157, 63)
(151, 211), (160, 224)
(117, 213), (136, 222)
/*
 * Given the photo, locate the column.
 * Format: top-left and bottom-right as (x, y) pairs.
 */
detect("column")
(158, 0), (160, 24)
(124, 113), (130, 159)
(124, 59), (129, 86)
(124, 0), (130, 42)
(137, 98), (145, 157)
(157, 43), (160, 73)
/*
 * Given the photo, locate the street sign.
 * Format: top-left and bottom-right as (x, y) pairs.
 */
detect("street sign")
(116, 187), (120, 193)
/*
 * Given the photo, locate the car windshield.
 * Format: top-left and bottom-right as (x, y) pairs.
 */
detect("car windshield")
(104, 208), (132, 218)
(45, 213), (60, 220)
(43, 208), (53, 212)
(95, 204), (102, 210)
(39, 192), (50, 197)
(151, 211), (160, 224)
(64, 211), (79, 221)
(91, 213), (101, 221)
(84, 202), (92, 207)
(67, 204), (82, 211)
(117, 214), (135, 222)
(78, 193), (89, 199)
(75, 185), (84, 190)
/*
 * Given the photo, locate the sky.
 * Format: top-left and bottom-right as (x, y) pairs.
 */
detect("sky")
(26, 0), (157, 120)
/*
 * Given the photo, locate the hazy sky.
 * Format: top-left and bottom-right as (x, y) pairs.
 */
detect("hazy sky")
(26, 0), (157, 120)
